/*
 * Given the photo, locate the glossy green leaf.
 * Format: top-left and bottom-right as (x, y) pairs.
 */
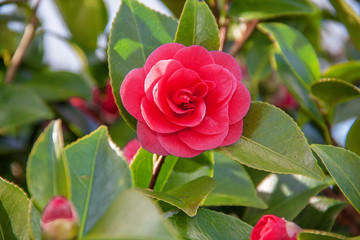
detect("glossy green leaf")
(27, 120), (71, 209)
(204, 151), (267, 208)
(109, 0), (177, 130)
(311, 78), (360, 106)
(65, 126), (132, 237)
(170, 208), (253, 240)
(259, 22), (320, 85)
(0, 85), (52, 130)
(108, 119), (137, 148)
(161, 0), (186, 18)
(175, 0), (219, 50)
(54, 0), (108, 50)
(297, 230), (347, 240)
(0, 177), (30, 240)
(243, 174), (333, 224)
(294, 196), (347, 231)
(312, 144), (360, 213)
(154, 155), (179, 191)
(141, 176), (215, 216)
(23, 71), (92, 101)
(330, 0), (360, 52)
(219, 101), (324, 179)
(83, 190), (179, 240)
(163, 151), (214, 191)
(28, 201), (42, 240)
(346, 118), (360, 156)
(322, 61), (360, 83)
(229, 0), (316, 20)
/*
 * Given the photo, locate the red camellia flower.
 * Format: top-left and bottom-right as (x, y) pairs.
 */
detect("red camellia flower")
(250, 215), (302, 240)
(121, 43), (251, 158)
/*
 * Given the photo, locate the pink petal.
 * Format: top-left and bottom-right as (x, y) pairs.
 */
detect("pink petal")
(221, 120), (243, 146)
(173, 45), (215, 71)
(178, 128), (229, 151)
(166, 100), (206, 127)
(137, 121), (169, 156)
(228, 82), (251, 124)
(120, 68), (146, 121)
(191, 105), (229, 134)
(144, 43), (185, 74)
(141, 98), (185, 133)
(158, 133), (203, 158)
(123, 139), (141, 164)
(211, 51), (242, 81)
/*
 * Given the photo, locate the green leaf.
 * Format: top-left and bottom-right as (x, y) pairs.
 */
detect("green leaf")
(141, 176), (215, 216)
(154, 155), (179, 191)
(259, 22), (320, 85)
(65, 126), (132, 237)
(229, 0), (316, 20)
(26, 120), (71, 209)
(333, 98), (360, 124)
(23, 71), (92, 101)
(204, 151), (267, 208)
(28, 201), (42, 240)
(322, 61), (360, 83)
(109, 0), (177, 130)
(312, 144), (360, 213)
(175, 0), (219, 50)
(346, 118), (360, 156)
(219, 101), (324, 179)
(330, 0), (360, 52)
(297, 230), (347, 240)
(170, 208), (253, 240)
(83, 190), (179, 240)
(163, 152), (214, 191)
(161, 0), (186, 18)
(54, 0), (108, 50)
(0, 85), (52, 130)
(243, 174), (333, 224)
(0, 177), (30, 240)
(311, 78), (360, 106)
(294, 196), (347, 231)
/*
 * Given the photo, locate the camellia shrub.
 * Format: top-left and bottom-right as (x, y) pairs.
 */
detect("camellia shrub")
(1, 0), (360, 239)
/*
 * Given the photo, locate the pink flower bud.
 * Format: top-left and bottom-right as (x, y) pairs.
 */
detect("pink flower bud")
(250, 215), (302, 240)
(41, 196), (79, 240)
(123, 138), (141, 164)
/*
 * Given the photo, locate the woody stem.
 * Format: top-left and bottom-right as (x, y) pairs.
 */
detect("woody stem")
(148, 155), (166, 190)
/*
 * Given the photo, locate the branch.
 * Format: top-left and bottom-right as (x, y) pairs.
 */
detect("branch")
(229, 19), (259, 56)
(148, 155), (166, 190)
(4, 0), (41, 84)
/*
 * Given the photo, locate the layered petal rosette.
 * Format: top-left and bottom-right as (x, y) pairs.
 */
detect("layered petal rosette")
(121, 43), (250, 158)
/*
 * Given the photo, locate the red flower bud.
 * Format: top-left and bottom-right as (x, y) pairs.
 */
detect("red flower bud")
(250, 215), (302, 240)
(41, 196), (79, 240)
(123, 138), (141, 164)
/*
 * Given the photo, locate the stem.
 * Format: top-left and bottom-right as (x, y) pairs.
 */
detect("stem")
(229, 19), (259, 56)
(148, 155), (166, 190)
(4, 0), (41, 84)
(325, 120), (339, 146)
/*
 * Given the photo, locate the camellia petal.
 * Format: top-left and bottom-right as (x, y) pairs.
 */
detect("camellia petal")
(191, 106), (229, 135)
(158, 133), (203, 158)
(144, 43), (185, 74)
(178, 128), (228, 151)
(221, 120), (244, 146)
(228, 82), (251, 124)
(211, 51), (242, 81)
(137, 121), (169, 156)
(173, 45), (215, 71)
(120, 68), (146, 121)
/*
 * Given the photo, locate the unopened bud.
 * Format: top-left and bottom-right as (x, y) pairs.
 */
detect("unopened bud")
(41, 196), (79, 240)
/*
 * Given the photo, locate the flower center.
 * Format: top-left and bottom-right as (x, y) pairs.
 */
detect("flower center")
(173, 89), (197, 110)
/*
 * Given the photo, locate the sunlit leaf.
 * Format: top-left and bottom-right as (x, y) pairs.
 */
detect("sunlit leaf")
(322, 61), (360, 83)
(346, 118), (360, 156)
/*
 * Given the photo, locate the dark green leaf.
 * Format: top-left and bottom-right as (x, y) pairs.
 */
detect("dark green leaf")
(297, 230), (347, 240)
(322, 61), (360, 83)
(330, 0), (360, 52)
(312, 144), (360, 213)
(170, 208), (253, 240)
(141, 176), (215, 216)
(109, 0), (178, 130)
(0, 177), (30, 240)
(175, 0), (220, 50)
(23, 71), (92, 101)
(0, 85), (52, 130)
(333, 98), (360, 124)
(229, 0), (316, 20)
(243, 174), (333, 224)
(83, 190), (179, 240)
(204, 151), (267, 208)
(161, 0), (186, 18)
(294, 196), (347, 231)
(54, 0), (108, 50)
(346, 118), (360, 156)
(65, 126), (132, 237)
(108, 119), (137, 148)
(310, 78), (360, 106)
(219, 101), (324, 179)
(27, 120), (71, 209)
